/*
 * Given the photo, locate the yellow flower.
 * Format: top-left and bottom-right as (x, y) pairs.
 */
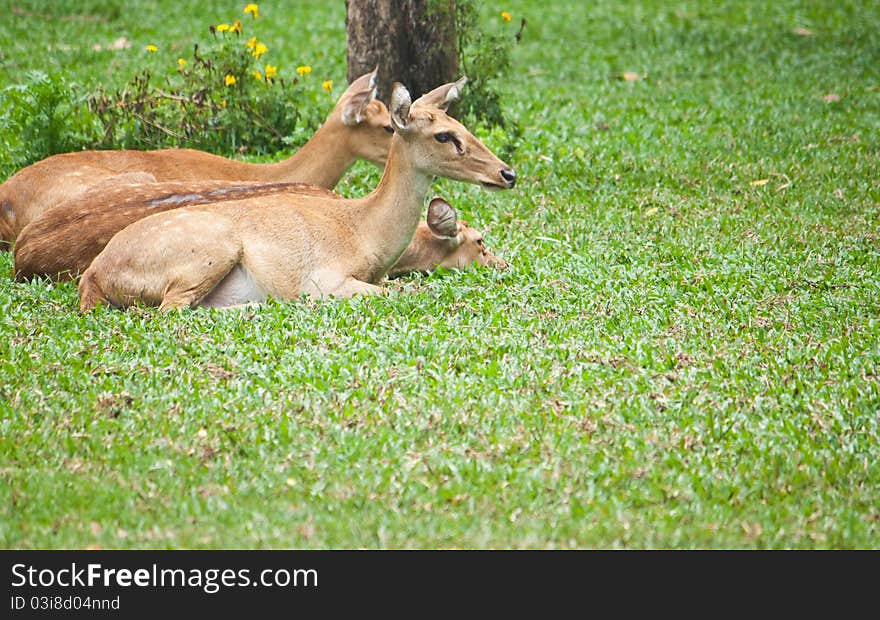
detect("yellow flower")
(296, 65), (311, 76)
(216, 23), (230, 32)
(252, 42), (268, 58)
(225, 74), (237, 86)
(231, 20), (243, 34)
(322, 80), (333, 93)
(265, 64), (278, 79)
(146, 44), (158, 52)
(247, 36), (257, 49)
(501, 11), (511, 22)
(252, 70), (263, 81)
(244, 3), (259, 19)
(177, 57), (186, 67)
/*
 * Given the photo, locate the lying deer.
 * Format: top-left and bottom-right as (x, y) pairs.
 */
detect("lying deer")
(388, 198), (507, 278)
(0, 69), (391, 249)
(13, 77), (505, 281)
(386, 197), (508, 278)
(79, 78), (515, 311)
(13, 178), (506, 280)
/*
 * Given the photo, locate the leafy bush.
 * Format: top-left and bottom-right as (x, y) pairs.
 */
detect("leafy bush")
(454, 3), (525, 161)
(0, 71), (102, 178)
(90, 16), (329, 156)
(455, 3), (524, 128)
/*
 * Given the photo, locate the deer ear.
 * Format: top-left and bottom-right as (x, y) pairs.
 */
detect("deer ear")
(390, 82), (412, 132)
(413, 76), (468, 110)
(341, 67), (379, 126)
(427, 197), (458, 238)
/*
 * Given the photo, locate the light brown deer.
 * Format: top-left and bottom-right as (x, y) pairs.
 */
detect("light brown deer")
(386, 197), (508, 277)
(79, 78), (515, 311)
(13, 180), (506, 281)
(0, 69), (391, 249)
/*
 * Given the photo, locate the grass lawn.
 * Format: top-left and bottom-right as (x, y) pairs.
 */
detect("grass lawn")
(1, 0), (878, 549)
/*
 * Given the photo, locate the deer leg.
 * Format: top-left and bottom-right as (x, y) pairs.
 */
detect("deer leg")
(327, 277), (384, 298)
(155, 238), (245, 311)
(157, 256), (242, 311)
(82, 210), (244, 311)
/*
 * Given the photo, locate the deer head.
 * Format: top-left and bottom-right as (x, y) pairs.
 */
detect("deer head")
(387, 197), (509, 278)
(425, 197), (508, 270)
(388, 79), (516, 190)
(335, 67), (394, 167)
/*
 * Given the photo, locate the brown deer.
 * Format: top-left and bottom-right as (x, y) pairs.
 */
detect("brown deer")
(386, 197), (508, 277)
(79, 78), (515, 311)
(14, 79), (506, 282)
(14, 181), (506, 281)
(0, 69), (391, 249)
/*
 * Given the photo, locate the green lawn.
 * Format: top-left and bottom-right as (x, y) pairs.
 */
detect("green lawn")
(1, 0), (878, 548)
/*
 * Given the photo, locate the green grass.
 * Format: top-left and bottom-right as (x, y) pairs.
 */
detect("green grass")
(1, 0), (879, 548)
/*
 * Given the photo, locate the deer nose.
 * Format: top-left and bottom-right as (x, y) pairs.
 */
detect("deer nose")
(500, 168), (516, 188)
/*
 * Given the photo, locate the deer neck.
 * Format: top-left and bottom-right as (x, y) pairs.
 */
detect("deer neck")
(350, 138), (433, 279)
(256, 119), (354, 188)
(385, 226), (436, 277)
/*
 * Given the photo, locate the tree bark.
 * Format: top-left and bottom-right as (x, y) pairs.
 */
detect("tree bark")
(345, 0), (458, 105)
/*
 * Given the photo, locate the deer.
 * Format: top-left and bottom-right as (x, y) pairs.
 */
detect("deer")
(13, 180), (507, 281)
(0, 68), (392, 250)
(386, 197), (508, 278)
(78, 77), (516, 311)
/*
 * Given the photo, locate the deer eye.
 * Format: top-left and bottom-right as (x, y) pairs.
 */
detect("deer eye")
(435, 132), (464, 154)
(383, 125), (394, 133)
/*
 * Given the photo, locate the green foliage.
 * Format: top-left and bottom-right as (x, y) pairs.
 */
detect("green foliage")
(0, 5), (335, 176)
(452, 2), (524, 161)
(0, 72), (102, 178)
(90, 23), (328, 155)
(454, 1), (522, 128)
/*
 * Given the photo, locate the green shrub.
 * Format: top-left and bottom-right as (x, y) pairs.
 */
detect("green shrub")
(0, 71), (102, 178)
(90, 19), (329, 156)
(455, 2), (524, 128)
(454, 2), (525, 160)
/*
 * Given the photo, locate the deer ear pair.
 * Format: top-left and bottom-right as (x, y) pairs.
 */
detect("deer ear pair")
(390, 76), (468, 133)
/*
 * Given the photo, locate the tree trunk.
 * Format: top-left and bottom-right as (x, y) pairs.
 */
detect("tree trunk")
(345, 0), (458, 105)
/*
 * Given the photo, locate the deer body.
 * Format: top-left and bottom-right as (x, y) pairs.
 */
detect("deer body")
(79, 78), (515, 311)
(14, 179), (505, 282)
(14, 181), (332, 281)
(0, 70), (391, 249)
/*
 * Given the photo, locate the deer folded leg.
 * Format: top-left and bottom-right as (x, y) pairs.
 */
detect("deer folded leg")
(328, 277), (384, 298)
(79, 210), (243, 312)
(157, 258), (241, 312)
